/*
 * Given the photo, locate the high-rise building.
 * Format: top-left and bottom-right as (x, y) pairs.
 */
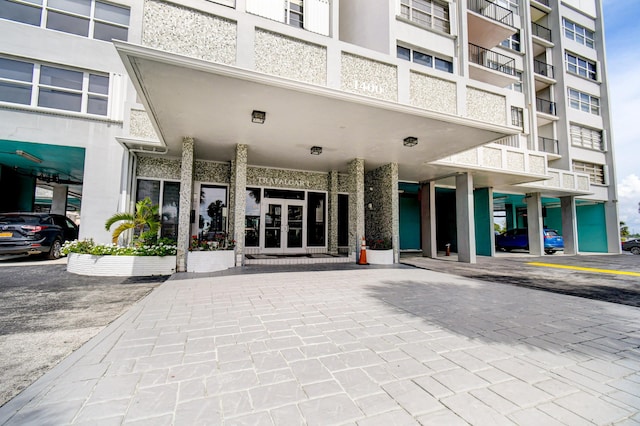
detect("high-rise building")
(0, 0), (620, 270)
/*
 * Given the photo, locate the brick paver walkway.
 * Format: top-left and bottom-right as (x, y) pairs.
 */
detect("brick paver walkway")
(1, 268), (639, 425)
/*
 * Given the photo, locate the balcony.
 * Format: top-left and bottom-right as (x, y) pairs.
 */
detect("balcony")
(530, 0), (551, 22)
(467, 0), (517, 49)
(537, 136), (559, 156)
(518, 168), (592, 197)
(536, 98), (558, 125)
(531, 22), (553, 56)
(533, 59), (555, 91)
(468, 44), (518, 87)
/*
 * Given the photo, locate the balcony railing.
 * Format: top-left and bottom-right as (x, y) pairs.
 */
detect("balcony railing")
(532, 0), (550, 6)
(533, 59), (555, 78)
(469, 44), (516, 76)
(538, 136), (559, 154)
(536, 98), (557, 116)
(532, 22), (552, 42)
(468, 0), (514, 27)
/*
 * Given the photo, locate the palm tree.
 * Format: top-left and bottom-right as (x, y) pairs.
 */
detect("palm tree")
(105, 197), (161, 244)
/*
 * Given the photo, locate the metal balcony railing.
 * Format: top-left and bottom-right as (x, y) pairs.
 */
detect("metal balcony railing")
(534, 59), (555, 79)
(469, 44), (516, 76)
(532, 22), (552, 42)
(467, 0), (514, 27)
(538, 136), (559, 154)
(532, 0), (550, 6)
(536, 98), (557, 116)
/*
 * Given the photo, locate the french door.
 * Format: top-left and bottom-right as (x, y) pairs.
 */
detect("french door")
(263, 199), (305, 254)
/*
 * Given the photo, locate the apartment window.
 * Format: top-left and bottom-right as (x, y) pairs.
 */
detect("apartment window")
(0, 0), (130, 42)
(509, 70), (523, 92)
(570, 124), (603, 150)
(511, 106), (524, 128)
(565, 52), (596, 80)
(136, 179), (181, 241)
(563, 18), (595, 48)
(495, 0), (519, 15)
(572, 160), (605, 184)
(400, 0), (450, 33)
(397, 45), (453, 73)
(568, 88), (599, 115)
(286, 0), (303, 28)
(500, 31), (521, 52)
(0, 57), (109, 116)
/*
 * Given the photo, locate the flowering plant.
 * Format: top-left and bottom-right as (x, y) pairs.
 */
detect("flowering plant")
(367, 236), (392, 250)
(189, 233), (236, 251)
(62, 238), (177, 256)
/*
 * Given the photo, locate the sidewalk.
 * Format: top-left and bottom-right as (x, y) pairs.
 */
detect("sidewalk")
(1, 267), (639, 425)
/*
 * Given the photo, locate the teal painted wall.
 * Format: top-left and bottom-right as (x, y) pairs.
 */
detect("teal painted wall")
(399, 194), (421, 250)
(474, 188), (492, 256)
(544, 206), (563, 233)
(577, 203), (607, 252)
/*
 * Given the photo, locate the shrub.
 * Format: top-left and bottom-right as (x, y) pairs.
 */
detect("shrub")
(189, 233), (236, 251)
(62, 239), (177, 256)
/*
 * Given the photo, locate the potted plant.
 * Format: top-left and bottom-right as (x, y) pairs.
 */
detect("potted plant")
(187, 232), (236, 273)
(366, 236), (394, 265)
(64, 198), (177, 277)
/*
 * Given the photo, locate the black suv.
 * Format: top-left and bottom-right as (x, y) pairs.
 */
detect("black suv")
(0, 213), (79, 259)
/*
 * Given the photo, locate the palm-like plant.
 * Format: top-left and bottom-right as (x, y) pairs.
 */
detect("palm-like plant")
(105, 197), (161, 245)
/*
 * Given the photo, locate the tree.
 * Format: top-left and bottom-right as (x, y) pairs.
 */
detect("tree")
(105, 197), (161, 244)
(620, 221), (630, 239)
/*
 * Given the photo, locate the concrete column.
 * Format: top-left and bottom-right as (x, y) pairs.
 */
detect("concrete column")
(328, 170), (339, 255)
(605, 201), (622, 254)
(474, 187), (494, 256)
(364, 163), (399, 262)
(560, 196), (578, 255)
(419, 182), (437, 258)
(50, 185), (68, 215)
(455, 173), (476, 264)
(177, 137), (195, 272)
(526, 192), (544, 256)
(348, 158), (365, 260)
(229, 144), (248, 266)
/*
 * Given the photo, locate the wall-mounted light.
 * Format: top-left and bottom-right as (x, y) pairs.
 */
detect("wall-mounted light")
(403, 136), (418, 147)
(367, 203), (373, 210)
(251, 110), (266, 124)
(16, 150), (43, 163)
(310, 146), (322, 155)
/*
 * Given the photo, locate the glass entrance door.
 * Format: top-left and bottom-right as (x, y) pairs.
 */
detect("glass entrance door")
(263, 199), (305, 253)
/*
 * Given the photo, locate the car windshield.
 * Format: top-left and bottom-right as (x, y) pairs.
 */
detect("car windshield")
(544, 230), (559, 236)
(0, 215), (40, 224)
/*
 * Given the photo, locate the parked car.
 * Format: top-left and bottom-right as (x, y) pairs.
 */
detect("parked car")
(0, 213), (79, 259)
(622, 238), (640, 255)
(495, 228), (564, 254)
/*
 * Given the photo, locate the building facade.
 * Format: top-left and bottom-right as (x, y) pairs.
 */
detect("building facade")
(0, 0), (620, 270)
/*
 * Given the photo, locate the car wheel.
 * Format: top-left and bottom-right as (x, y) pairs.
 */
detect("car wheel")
(545, 249), (555, 255)
(48, 239), (62, 260)
(631, 247), (640, 255)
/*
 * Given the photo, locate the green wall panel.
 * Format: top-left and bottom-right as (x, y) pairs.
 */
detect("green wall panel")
(577, 203), (607, 252)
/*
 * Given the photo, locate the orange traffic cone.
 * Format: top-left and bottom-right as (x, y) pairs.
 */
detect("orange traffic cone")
(358, 236), (369, 265)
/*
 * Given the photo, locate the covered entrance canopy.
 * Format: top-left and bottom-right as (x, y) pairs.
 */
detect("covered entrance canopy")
(115, 42), (518, 182)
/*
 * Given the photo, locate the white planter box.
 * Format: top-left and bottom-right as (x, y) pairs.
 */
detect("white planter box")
(187, 250), (235, 273)
(366, 249), (394, 265)
(67, 253), (176, 276)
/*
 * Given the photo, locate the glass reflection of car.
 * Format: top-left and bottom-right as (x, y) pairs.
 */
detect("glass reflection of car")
(495, 228), (564, 254)
(622, 238), (640, 255)
(0, 213), (79, 259)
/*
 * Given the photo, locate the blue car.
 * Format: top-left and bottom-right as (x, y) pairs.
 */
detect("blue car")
(495, 228), (564, 254)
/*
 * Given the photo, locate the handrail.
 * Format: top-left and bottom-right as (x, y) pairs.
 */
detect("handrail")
(533, 59), (555, 79)
(467, 0), (514, 27)
(532, 22), (552, 42)
(469, 44), (516, 76)
(538, 136), (559, 154)
(536, 98), (557, 116)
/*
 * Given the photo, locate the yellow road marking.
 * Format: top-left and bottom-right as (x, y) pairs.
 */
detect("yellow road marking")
(527, 262), (640, 277)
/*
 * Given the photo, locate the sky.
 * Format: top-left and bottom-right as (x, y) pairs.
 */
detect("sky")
(602, 0), (640, 234)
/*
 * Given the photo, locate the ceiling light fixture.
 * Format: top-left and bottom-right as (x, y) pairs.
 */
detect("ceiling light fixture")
(251, 110), (266, 124)
(403, 136), (418, 147)
(310, 146), (322, 155)
(16, 150), (43, 163)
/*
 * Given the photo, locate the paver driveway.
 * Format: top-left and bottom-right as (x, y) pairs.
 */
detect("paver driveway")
(1, 267), (639, 425)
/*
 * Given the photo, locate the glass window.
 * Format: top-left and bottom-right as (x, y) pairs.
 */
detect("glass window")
(198, 185), (227, 239)
(397, 46), (411, 61)
(500, 31), (520, 52)
(38, 65), (83, 112)
(38, 87), (81, 111)
(0, 57), (34, 82)
(136, 179), (160, 206)
(435, 57), (453, 73)
(413, 51), (432, 67)
(0, 0), (42, 26)
(570, 124), (603, 150)
(39, 65), (82, 90)
(563, 18), (595, 48)
(161, 181), (180, 240)
(245, 188), (261, 247)
(397, 45), (452, 74)
(565, 52), (596, 80)
(0, 58), (34, 105)
(400, 0), (450, 33)
(337, 194), (348, 247)
(307, 192), (326, 246)
(568, 88), (599, 115)
(286, 0), (303, 28)
(0, 81), (32, 104)
(94, 1), (128, 25)
(511, 106), (523, 128)
(572, 160), (605, 184)
(45, 10), (90, 36)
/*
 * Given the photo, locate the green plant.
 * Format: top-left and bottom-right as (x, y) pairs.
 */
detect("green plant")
(367, 236), (392, 250)
(62, 239), (177, 256)
(189, 233), (236, 251)
(104, 197), (161, 245)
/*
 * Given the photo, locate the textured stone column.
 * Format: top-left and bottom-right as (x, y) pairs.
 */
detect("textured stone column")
(560, 196), (578, 255)
(177, 137), (194, 272)
(229, 144), (247, 266)
(420, 182), (437, 258)
(328, 170), (339, 255)
(526, 192), (544, 256)
(364, 163), (399, 262)
(50, 185), (68, 215)
(348, 159), (365, 260)
(456, 172), (476, 264)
